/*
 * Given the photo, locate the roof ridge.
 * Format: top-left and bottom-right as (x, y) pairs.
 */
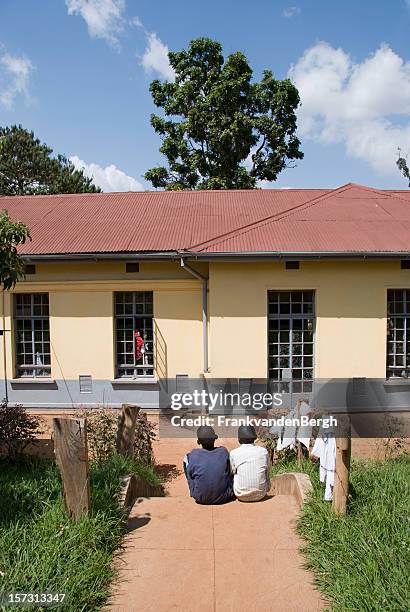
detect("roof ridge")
(275, 181), (407, 222)
(0, 187), (330, 200)
(186, 183), (354, 252)
(342, 183), (410, 203)
(189, 183), (409, 253)
(1, 185), (409, 201)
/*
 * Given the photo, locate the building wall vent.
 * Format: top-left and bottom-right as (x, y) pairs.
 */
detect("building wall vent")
(126, 262), (140, 273)
(25, 264), (36, 275)
(79, 375), (92, 393)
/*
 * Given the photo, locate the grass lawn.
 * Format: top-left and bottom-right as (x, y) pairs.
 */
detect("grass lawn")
(271, 454), (410, 611)
(0, 454), (161, 611)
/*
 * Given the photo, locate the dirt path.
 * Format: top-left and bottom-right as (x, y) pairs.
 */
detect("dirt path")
(109, 438), (324, 612)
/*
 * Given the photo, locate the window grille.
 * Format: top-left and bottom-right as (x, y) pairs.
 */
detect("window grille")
(268, 290), (315, 393)
(115, 292), (154, 377)
(14, 294), (51, 377)
(387, 289), (410, 378)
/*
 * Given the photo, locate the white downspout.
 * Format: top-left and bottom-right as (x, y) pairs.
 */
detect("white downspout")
(180, 259), (209, 373)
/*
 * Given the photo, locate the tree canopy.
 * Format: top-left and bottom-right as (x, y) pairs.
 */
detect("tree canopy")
(0, 125), (101, 196)
(0, 210), (30, 290)
(145, 38), (303, 190)
(397, 151), (410, 187)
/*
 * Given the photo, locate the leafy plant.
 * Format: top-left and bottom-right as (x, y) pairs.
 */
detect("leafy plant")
(75, 408), (157, 465)
(0, 210), (30, 289)
(0, 400), (41, 460)
(133, 411), (156, 465)
(75, 408), (117, 464)
(380, 412), (408, 460)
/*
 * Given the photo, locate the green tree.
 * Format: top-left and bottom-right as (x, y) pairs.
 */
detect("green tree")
(397, 150), (410, 186)
(0, 210), (30, 289)
(145, 38), (303, 190)
(0, 125), (101, 195)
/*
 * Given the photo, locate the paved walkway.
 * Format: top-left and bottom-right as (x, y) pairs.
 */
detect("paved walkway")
(109, 438), (324, 612)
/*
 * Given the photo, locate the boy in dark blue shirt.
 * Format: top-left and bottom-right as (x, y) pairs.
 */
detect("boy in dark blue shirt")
(183, 426), (234, 504)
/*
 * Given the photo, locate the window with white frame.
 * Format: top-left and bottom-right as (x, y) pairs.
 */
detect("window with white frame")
(14, 294), (51, 377)
(268, 290), (315, 392)
(387, 289), (410, 378)
(115, 292), (154, 377)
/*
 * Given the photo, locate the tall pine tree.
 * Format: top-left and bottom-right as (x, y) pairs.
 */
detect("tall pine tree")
(0, 125), (101, 195)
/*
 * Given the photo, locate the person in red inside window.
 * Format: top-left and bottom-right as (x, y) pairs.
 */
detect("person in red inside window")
(134, 330), (144, 361)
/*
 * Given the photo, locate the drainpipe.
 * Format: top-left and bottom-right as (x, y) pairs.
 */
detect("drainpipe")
(2, 292), (8, 403)
(180, 259), (209, 373)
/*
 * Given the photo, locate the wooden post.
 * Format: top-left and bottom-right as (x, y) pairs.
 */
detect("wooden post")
(53, 417), (91, 520)
(332, 416), (351, 516)
(116, 404), (140, 457)
(296, 400), (302, 466)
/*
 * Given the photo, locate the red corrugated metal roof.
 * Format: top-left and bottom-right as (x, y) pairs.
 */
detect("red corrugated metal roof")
(1, 183), (409, 256)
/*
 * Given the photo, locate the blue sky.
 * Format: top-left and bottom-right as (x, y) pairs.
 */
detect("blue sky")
(1, 0), (410, 191)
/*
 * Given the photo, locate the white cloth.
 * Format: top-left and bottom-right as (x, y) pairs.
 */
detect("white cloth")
(311, 435), (336, 501)
(230, 444), (271, 501)
(275, 402), (312, 451)
(296, 401), (312, 448)
(276, 408), (296, 451)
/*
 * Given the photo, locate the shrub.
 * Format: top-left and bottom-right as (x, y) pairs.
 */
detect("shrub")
(0, 400), (41, 461)
(134, 411), (156, 465)
(75, 407), (156, 465)
(74, 408), (117, 463)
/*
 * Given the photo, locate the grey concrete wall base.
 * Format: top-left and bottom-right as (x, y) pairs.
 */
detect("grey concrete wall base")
(270, 472), (313, 509)
(120, 474), (164, 512)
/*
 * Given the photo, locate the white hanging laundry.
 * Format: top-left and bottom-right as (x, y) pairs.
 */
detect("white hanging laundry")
(323, 437), (336, 501)
(298, 400), (311, 416)
(297, 401), (312, 449)
(311, 434), (336, 501)
(276, 408), (296, 451)
(311, 436), (325, 479)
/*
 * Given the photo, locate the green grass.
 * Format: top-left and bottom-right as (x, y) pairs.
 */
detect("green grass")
(271, 454), (410, 611)
(0, 454), (161, 612)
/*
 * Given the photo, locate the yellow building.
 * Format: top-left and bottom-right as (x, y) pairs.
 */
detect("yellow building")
(1, 183), (410, 409)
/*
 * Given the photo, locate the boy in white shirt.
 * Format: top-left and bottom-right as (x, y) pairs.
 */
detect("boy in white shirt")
(230, 425), (271, 502)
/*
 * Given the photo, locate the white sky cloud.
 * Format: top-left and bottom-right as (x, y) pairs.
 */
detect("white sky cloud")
(130, 15), (142, 27)
(0, 52), (33, 109)
(65, 2), (174, 80)
(289, 42), (410, 174)
(282, 7), (301, 18)
(66, 0), (126, 46)
(141, 32), (175, 80)
(70, 155), (143, 191)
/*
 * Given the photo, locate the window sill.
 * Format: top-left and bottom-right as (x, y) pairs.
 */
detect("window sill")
(11, 378), (56, 385)
(383, 378), (410, 387)
(111, 377), (158, 386)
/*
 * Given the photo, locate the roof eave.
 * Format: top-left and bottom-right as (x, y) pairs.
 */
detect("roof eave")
(181, 250), (410, 261)
(21, 250), (410, 262)
(22, 251), (181, 262)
